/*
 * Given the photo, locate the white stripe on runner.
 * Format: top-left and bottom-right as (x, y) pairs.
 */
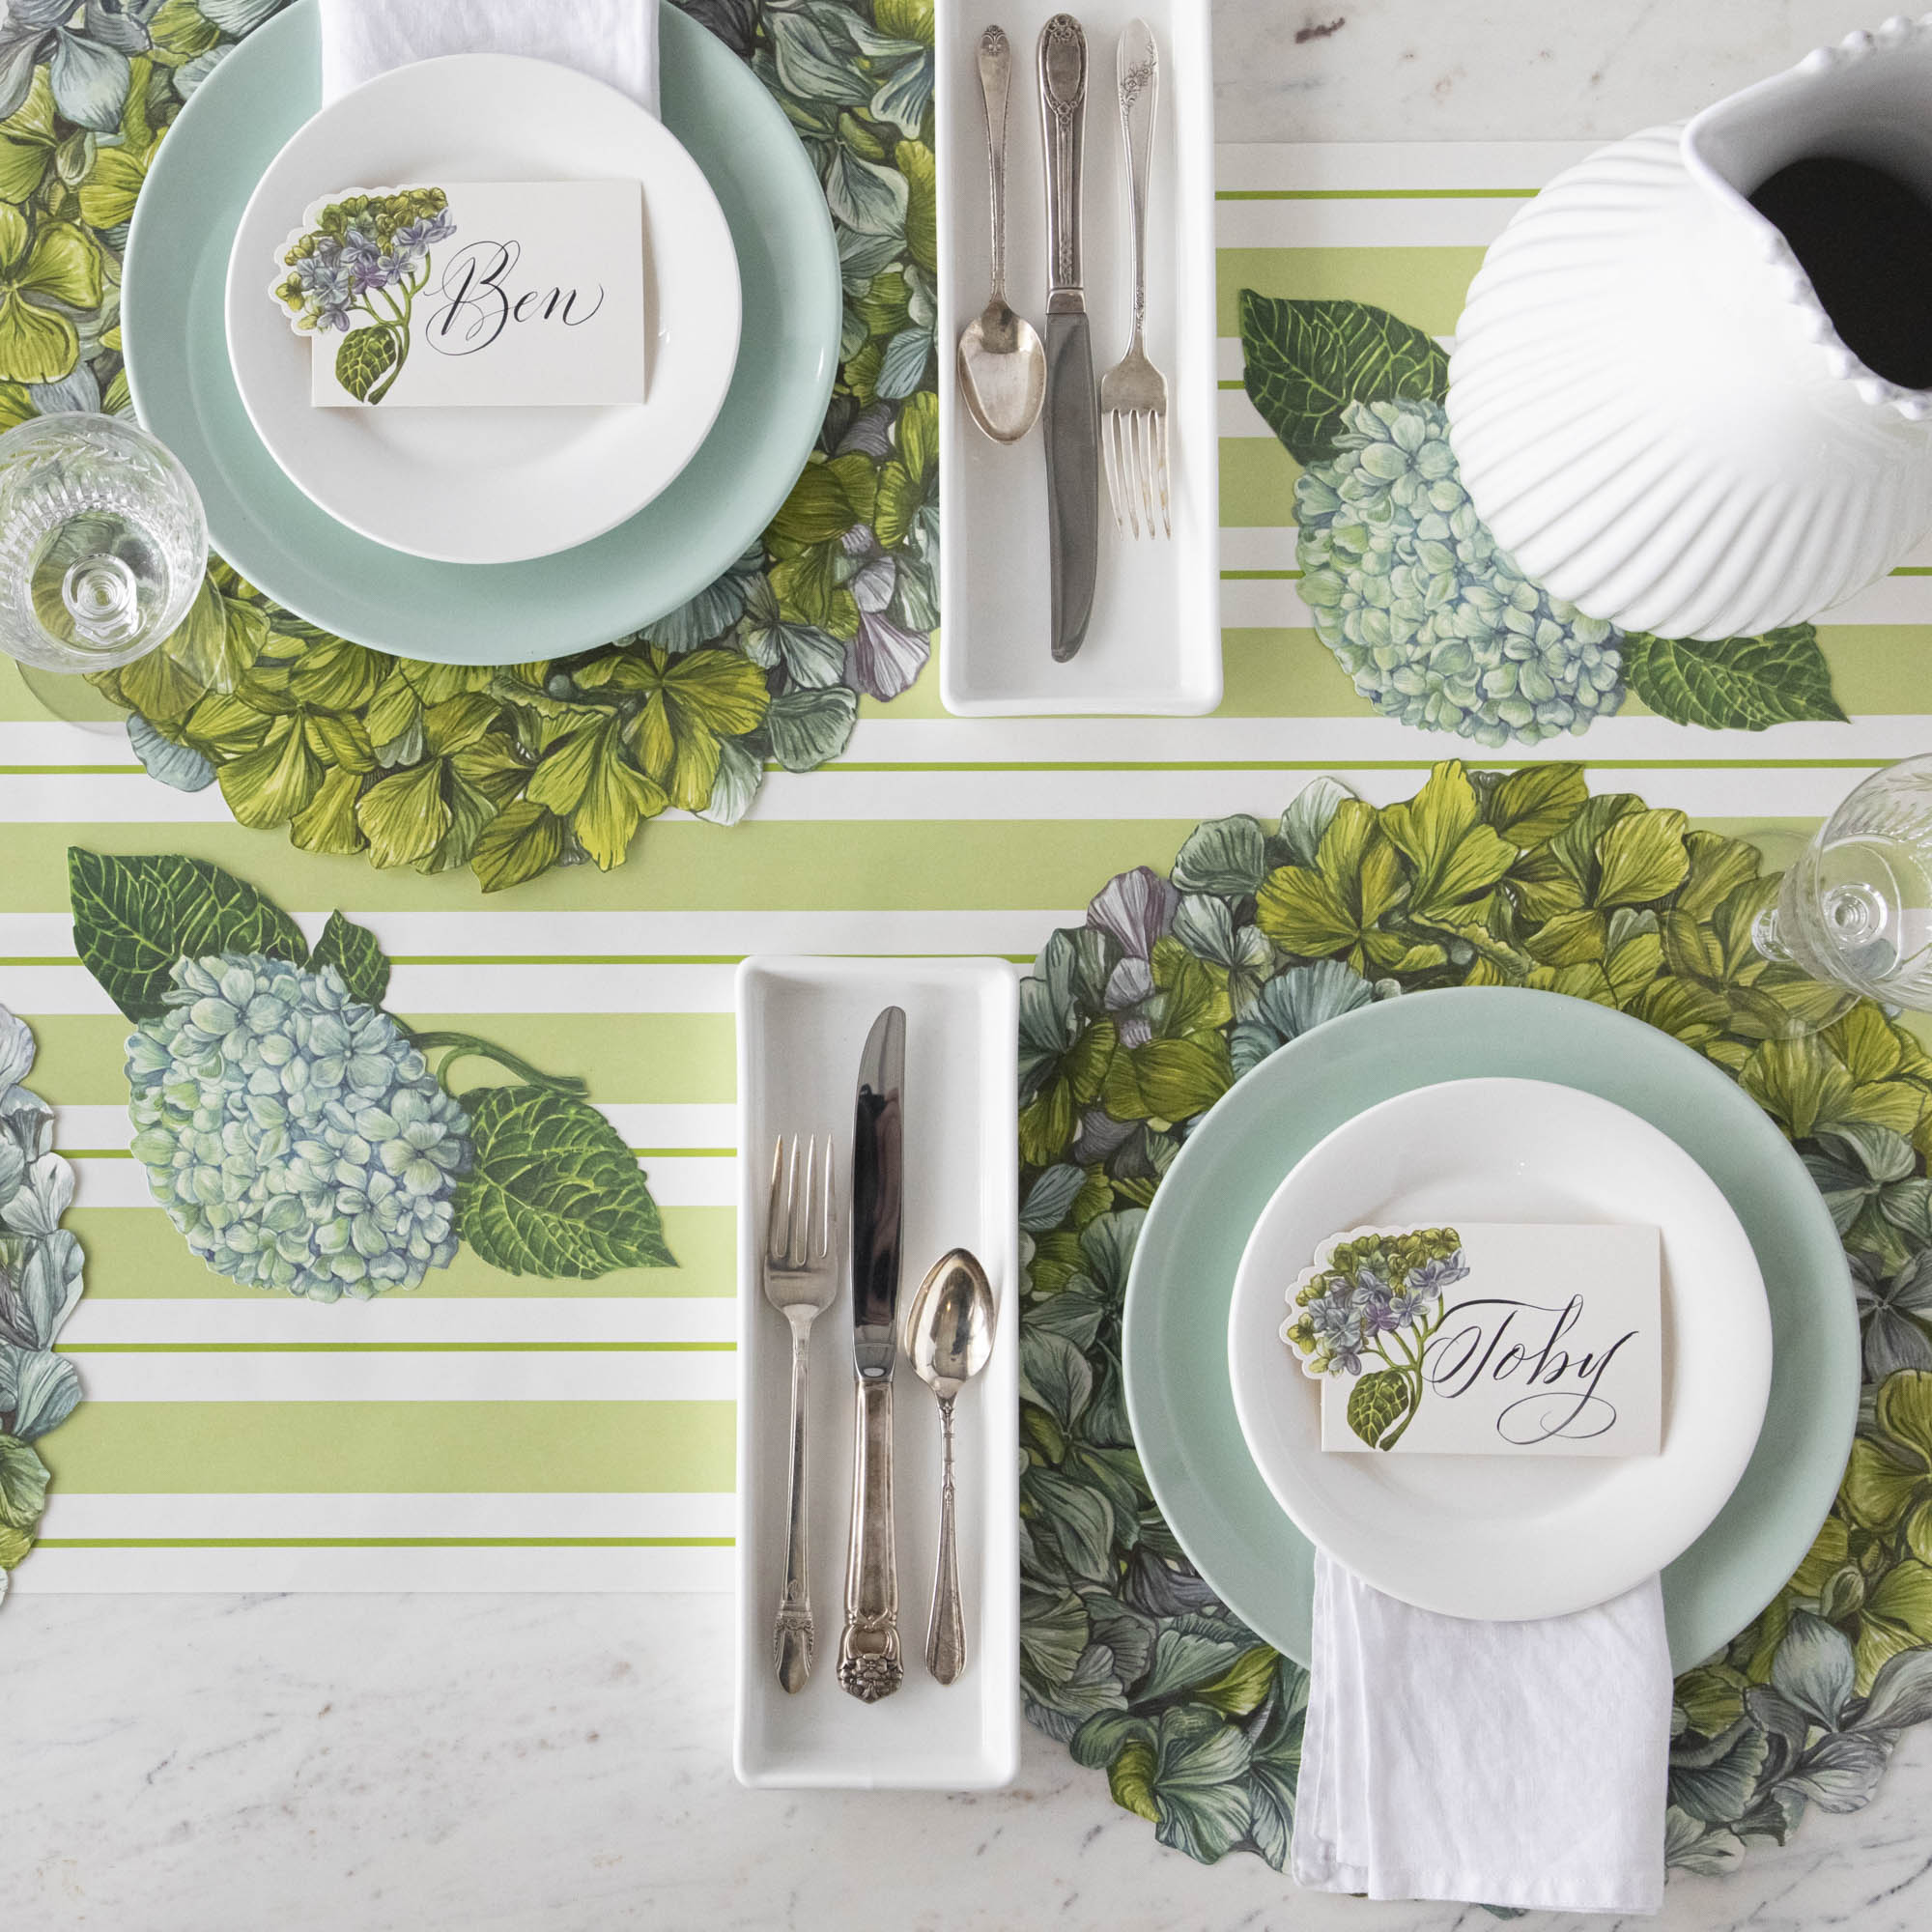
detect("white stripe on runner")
(825, 715), (1918, 766)
(1212, 141), (1596, 193)
(5, 964), (741, 1018)
(70, 1151), (736, 1208)
(10, 1545), (734, 1592)
(0, 720), (136, 765)
(47, 738), (1884, 824)
(1220, 388), (1275, 439)
(60, 1296), (739, 1348)
(40, 1492), (735, 1538)
(0, 907), (1076, 959)
(60, 1350), (739, 1402)
(1215, 195), (1524, 249)
(1218, 526), (1301, 571)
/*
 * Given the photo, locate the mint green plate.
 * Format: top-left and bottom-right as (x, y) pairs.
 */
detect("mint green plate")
(122, 2), (839, 664)
(1122, 986), (1859, 1672)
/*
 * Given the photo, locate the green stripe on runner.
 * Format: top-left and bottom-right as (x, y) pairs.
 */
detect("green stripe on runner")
(36, 1536), (734, 1548)
(64, 1205), (736, 1298)
(59, 1342), (737, 1353)
(1813, 627), (1932, 713)
(0, 821), (1202, 912)
(40, 1401), (736, 1493)
(1220, 437), (1302, 528)
(1218, 628), (1366, 717)
(20, 1011), (736, 1104)
(1216, 245), (1484, 338)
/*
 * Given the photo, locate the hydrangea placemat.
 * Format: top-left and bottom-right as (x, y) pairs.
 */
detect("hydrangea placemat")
(1015, 759), (1932, 1884)
(1, 0), (939, 889)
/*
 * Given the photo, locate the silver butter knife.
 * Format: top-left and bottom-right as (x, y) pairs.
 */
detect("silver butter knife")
(838, 1006), (907, 1701)
(1038, 14), (1098, 663)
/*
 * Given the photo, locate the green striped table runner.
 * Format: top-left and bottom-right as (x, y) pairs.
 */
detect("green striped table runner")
(3, 140), (1921, 1591)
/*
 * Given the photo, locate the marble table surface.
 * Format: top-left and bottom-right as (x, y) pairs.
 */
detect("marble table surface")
(13, 4), (1929, 1928)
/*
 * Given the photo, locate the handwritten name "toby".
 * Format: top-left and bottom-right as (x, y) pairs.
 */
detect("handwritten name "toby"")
(425, 240), (606, 356)
(1424, 1296), (1640, 1445)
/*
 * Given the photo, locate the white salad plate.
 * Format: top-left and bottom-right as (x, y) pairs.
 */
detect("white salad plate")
(225, 52), (741, 565)
(1225, 1077), (1773, 1623)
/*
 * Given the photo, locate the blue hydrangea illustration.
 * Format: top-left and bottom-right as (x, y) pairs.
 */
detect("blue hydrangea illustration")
(1294, 397), (1626, 747)
(126, 954), (471, 1300)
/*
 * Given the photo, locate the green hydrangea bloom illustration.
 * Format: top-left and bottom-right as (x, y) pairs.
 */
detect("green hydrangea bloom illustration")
(126, 953), (471, 1300)
(1294, 397), (1625, 747)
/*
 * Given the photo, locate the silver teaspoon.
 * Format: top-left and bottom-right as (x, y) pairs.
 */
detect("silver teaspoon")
(902, 1248), (998, 1684)
(958, 27), (1046, 441)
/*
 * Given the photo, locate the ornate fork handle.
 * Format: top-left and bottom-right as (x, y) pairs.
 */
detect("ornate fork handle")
(773, 1313), (815, 1691)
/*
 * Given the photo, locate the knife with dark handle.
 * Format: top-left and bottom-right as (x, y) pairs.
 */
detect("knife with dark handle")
(838, 1005), (907, 1702)
(1038, 14), (1098, 663)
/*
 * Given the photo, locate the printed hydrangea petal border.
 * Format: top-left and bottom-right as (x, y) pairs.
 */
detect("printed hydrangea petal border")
(1016, 760), (1932, 1886)
(0, 1003), (85, 1594)
(0, 0), (937, 891)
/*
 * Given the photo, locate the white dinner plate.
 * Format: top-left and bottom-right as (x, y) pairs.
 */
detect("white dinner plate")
(1225, 1076), (1773, 1622)
(224, 53), (741, 564)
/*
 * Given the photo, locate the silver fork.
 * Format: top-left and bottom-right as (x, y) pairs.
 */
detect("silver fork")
(763, 1133), (838, 1692)
(1099, 19), (1169, 539)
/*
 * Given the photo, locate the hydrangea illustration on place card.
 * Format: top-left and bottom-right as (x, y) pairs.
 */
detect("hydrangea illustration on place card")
(271, 185), (454, 402)
(67, 848), (675, 1300)
(1283, 1226), (1467, 1448)
(1017, 760), (1932, 1879)
(0, 0), (939, 887)
(1237, 294), (1850, 743)
(0, 1002), (84, 1601)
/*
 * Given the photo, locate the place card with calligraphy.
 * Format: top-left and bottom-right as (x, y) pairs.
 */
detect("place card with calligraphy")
(269, 182), (644, 408)
(1280, 1223), (1662, 1457)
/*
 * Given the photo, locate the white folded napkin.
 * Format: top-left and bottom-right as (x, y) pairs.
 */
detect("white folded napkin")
(319, 0), (660, 113)
(1293, 1551), (1672, 1914)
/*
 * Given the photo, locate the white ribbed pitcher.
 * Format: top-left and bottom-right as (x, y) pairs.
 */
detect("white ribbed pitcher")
(1446, 16), (1932, 640)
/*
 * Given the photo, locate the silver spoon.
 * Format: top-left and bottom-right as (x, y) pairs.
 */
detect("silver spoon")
(902, 1247), (998, 1684)
(958, 27), (1046, 442)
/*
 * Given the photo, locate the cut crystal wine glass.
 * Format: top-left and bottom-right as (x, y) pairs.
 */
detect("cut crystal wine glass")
(0, 413), (207, 675)
(1752, 755), (1932, 1031)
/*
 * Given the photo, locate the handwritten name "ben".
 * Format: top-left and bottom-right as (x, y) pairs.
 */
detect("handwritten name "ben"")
(1424, 1296), (1639, 1445)
(426, 240), (606, 355)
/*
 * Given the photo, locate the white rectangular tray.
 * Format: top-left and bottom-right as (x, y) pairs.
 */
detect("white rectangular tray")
(733, 956), (1020, 1789)
(937, 0), (1221, 715)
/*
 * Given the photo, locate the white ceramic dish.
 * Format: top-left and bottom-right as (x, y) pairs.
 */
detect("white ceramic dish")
(225, 53), (740, 565)
(1226, 1077), (1773, 1623)
(936, 0), (1221, 714)
(733, 956), (1019, 1790)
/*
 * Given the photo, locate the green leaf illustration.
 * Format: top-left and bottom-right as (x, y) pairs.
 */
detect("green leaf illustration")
(455, 1084), (676, 1277)
(305, 910), (390, 1009)
(1237, 291), (1449, 466)
(68, 847), (307, 1021)
(0, 1433), (49, 1530)
(1623, 625), (1848, 730)
(335, 324), (397, 402)
(1347, 1367), (1413, 1450)
(470, 800), (567, 895)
